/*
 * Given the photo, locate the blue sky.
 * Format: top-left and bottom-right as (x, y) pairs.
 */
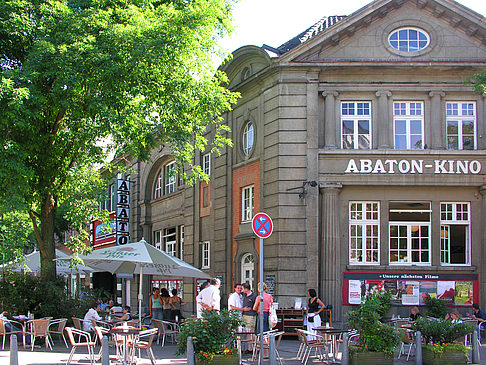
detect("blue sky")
(219, 0), (486, 53)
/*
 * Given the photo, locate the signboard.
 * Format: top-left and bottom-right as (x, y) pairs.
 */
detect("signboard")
(91, 212), (116, 247)
(342, 272), (478, 306)
(265, 275), (276, 296)
(252, 213), (273, 239)
(116, 179), (130, 245)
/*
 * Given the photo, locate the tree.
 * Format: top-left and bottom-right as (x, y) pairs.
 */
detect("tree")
(466, 71), (486, 94)
(0, 0), (238, 281)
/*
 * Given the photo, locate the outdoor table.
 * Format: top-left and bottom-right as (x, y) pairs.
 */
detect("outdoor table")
(315, 327), (347, 363)
(110, 326), (141, 365)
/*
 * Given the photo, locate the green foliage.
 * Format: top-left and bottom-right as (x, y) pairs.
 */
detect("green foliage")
(347, 292), (401, 355)
(0, 271), (92, 320)
(0, 210), (35, 263)
(176, 309), (244, 359)
(412, 318), (475, 345)
(424, 295), (448, 319)
(465, 71), (486, 94)
(423, 342), (468, 356)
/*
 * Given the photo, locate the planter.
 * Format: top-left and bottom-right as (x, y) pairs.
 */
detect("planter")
(195, 353), (239, 365)
(422, 347), (467, 365)
(350, 351), (394, 365)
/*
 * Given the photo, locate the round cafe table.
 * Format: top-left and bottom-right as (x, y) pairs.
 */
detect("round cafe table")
(110, 326), (141, 365)
(315, 327), (347, 363)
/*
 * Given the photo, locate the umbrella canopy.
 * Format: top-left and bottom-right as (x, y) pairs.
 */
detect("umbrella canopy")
(4, 249), (94, 275)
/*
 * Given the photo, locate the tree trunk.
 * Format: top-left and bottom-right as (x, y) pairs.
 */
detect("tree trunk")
(38, 194), (57, 281)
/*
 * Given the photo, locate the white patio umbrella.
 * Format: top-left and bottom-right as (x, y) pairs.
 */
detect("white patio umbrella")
(57, 239), (210, 326)
(4, 248), (95, 275)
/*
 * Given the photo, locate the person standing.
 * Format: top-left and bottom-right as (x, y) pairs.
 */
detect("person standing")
(170, 288), (186, 321)
(241, 283), (257, 353)
(306, 289), (325, 335)
(196, 281), (210, 318)
(149, 288), (163, 320)
(228, 283), (244, 317)
(197, 278), (221, 313)
(253, 282), (273, 333)
(160, 288), (174, 320)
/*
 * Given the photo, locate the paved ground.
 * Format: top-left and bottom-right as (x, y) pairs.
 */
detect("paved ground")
(1, 337), (486, 364)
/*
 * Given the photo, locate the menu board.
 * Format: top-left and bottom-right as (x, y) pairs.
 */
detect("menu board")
(342, 272), (478, 306)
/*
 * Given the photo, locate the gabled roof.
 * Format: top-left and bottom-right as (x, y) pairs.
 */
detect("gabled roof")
(275, 15), (347, 55)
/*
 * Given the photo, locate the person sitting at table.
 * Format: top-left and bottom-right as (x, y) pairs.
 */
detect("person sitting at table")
(0, 311), (31, 345)
(109, 300), (123, 317)
(445, 310), (462, 323)
(306, 289), (325, 336)
(119, 306), (132, 321)
(83, 302), (102, 332)
(409, 306), (422, 322)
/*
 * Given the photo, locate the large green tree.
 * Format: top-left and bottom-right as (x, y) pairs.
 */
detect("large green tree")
(0, 0), (238, 281)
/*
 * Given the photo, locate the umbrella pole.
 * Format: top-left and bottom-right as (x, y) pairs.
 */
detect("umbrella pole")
(138, 265), (143, 328)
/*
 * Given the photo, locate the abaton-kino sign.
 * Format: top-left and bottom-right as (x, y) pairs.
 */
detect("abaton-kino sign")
(345, 159), (482, 175)
(116, 179), (130, 245)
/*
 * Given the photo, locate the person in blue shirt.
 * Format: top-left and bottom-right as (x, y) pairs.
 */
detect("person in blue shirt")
(471, 303), (486, 321)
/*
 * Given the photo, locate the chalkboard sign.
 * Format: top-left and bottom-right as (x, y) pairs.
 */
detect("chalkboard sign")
(265, 275), (276, 296)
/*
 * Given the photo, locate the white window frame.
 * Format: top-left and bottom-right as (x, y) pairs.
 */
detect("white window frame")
(349, 202), (380, 265)
(440, 202), (470, 266)
(241, 185), (254, 223)
(179, 225), (184, 260)
(154, 171), (163, 199)
(163, 227), (177, 256)
(393, 102), (424, 150)
(241, 253), (255, 287)
(153, 230), (162, 251)
(201, 241), (210, 269)
(341, 102), (372, 149)
(164, 161), (176, 195)
(389, 202), (431, 266)
(202, 153), (211, 176)
(446, 102), (476, 150)
(242, 122), (254, 156)
(388, 27), (430, 52)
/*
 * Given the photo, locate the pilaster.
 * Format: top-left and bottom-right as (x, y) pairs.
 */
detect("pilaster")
(376, 91), (392, 149)
(429, 91), (445, 149)
(321, 91), (339, 149)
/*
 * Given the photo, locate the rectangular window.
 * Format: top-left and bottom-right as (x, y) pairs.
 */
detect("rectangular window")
(446, 102), (476, 150)
(164, 162), (176, 195)
(202, 153), (211, 176)
(179, 225), (184, 260)
(389, 202), (430, 265)
(200, 241), (210, 269)
(341, 102), (371, 149)
(440, 202), (470, 265)
(153, 230), (162, 251)
(242, 185), (254, 223)
(349, 202), (380, 264)
(163, 227), (177, 256)
(154, 172), (163, 199)
(393, 102), (424, 150)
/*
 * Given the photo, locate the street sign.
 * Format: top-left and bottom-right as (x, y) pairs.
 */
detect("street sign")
(252, 212), (273, 239)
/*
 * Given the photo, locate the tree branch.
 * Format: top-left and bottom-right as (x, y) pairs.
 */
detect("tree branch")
(28, 209), (43, 246)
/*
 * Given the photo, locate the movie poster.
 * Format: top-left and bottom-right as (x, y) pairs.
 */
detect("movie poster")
(384, 281), (402, 305)
(454, 282), (473, 305)
(401, 281), (420, 305)
(419, 281), (437, 305)
(437, 281), (455, 303)
(349, 280), (362, 305)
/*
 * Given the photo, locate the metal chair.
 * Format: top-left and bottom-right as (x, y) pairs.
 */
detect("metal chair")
(152, 319), (179, 346)
(133, 328), (159, 365)
(65, 327), (96, 365)
(300, 330), (329, 365)
(0, 318), (25, 349)
(94, 326), (120, 361)
(26, 319), (52, 351)
(398, 329), (416, 361)
(251, 330), (284, 364)
(48, 318), (68, 348)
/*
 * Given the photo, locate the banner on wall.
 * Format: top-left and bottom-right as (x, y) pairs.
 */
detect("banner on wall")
(343, 272), (478, 306)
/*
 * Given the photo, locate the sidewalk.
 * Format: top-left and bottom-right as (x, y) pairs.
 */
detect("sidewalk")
(1, 338), (486, 364)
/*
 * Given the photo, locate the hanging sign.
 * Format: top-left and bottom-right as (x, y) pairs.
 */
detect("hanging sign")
(116, 179), (130, 245)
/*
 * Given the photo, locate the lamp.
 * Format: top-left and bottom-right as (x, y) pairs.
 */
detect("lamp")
(287, 181), (319, 199)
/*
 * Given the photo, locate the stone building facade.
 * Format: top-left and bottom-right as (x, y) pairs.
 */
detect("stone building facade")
(121, 0), (486, 323)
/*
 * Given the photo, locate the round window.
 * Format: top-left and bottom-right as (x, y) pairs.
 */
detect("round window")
(242, 121), (254, 156)
(388, 27), (430, 52)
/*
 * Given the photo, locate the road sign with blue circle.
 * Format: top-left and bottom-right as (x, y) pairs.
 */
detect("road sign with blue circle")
(252, 213), (273, 239)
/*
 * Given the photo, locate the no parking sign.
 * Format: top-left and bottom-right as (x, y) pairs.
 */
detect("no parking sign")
(252, 212), (273, 238)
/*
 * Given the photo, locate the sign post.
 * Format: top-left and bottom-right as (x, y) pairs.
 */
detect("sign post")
(252, 212), (273, 365)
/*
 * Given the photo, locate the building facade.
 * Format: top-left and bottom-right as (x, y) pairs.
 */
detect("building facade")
(122, 0), (486, 323)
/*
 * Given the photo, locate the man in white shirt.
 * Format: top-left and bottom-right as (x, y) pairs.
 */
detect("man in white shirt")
(228, 283), (243, 317)
(197, 278), (221, 315)
(83, 302), (102, 332)
(196, 281), (210, 318)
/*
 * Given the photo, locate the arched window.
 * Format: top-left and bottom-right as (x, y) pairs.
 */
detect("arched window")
(242, 122), (254, 156)
(388, 27), (429, 52)
(153, 160), (178, 199)
(241, 253), (255, 288)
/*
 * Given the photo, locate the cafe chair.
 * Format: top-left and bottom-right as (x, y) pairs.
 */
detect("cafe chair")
(251, 330), (284, 365)
(398, 329), (415, 361)
(48, 318), (68, 348)
(94, 326), (120, 361)
(26, 319), (52, 351)
(0, 318), (25, 350)
(133, 328), (159, 365)
(65, 327), (96, 365)
(152, 319), (178, 346)
(300, 330), (330, 365)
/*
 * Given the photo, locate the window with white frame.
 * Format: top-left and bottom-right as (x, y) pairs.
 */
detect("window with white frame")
(154, 171), (163, 199)
(163, 227), (177, 256)
(393, 102), (424, 150)
(446, 102), (476, 150)
(179, 225), (184, 260)
(201, 241), (210, 269)
(202, 153), (211, 176)
(242, 122), (254, 156)
(164, 161), (176, 195)
(389, 202), (431, 265)
(153, 230), (162, 251)
(341, 102), (372, 149)
(349, 202), (379, 264)
(242, 185), (254, 223)
(241, 253), (255, 287)
(440, 203), (470, 265)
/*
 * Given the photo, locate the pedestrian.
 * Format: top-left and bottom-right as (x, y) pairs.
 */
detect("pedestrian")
(170, 288), (186, 321)
(241, 283), (257, 353)
(160, 288), (174, 320)
(197, 278), (221, 314)
(306, 289), (325, 336)
(253, 282), (273, 333)
(149, 287), (163, 320)
(196, 281), (210, 318)
(228, 283), (244, 317)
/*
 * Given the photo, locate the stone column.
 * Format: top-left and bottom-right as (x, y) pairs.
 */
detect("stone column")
(479, 186), (486, 310)
(320, 182), (342, 323)
(480, 95), (486, 150)
(429, 91), (445, 149)
(375, 90), (392, 149)
(321, 91), (339, 149)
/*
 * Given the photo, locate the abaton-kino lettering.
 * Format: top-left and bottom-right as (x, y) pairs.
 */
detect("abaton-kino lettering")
(344, 159), (481, 174)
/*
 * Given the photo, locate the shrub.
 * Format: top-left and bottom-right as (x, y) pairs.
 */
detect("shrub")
(412, 317), (475, 345)
(424, 295), (448, 318)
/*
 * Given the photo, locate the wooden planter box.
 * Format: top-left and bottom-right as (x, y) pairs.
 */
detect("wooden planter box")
(422, 347), (467, 365)
(350, 351), (394, 365)
(195, 353), (239, 365)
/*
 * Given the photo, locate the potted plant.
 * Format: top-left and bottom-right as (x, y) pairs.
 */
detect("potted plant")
(347, 292), (401, 365)
(412, 317), (475, 365)
(176, 309), (244, 364)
